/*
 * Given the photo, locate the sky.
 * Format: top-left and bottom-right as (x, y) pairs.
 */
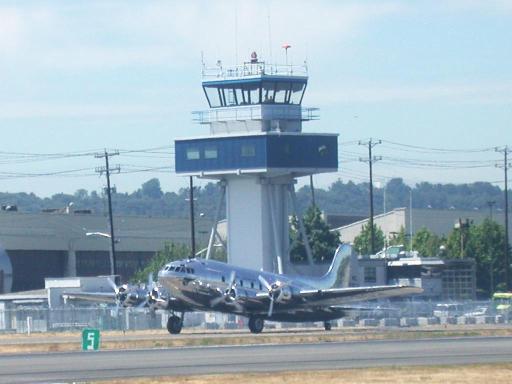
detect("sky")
(0, 0), (511, 197)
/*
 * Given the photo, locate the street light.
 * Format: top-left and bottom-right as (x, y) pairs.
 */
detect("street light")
(86, 232), (119, 276)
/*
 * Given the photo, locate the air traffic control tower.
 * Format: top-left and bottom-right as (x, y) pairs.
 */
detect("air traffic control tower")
(175, 52), (338, 274)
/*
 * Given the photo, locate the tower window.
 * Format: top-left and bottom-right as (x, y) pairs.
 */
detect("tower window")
(289, 82), (306, 104)
(204, 147), (218, 159)
(203, 86), (222, 108)
(186, 148), (200, 160)
(241, 145), (256, 157)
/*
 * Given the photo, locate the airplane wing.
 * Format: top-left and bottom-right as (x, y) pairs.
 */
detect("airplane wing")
(297, 285), (423, 307)
(62, 291), (116, 304)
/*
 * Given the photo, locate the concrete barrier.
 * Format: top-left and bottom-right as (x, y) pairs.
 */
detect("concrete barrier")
(340, 319), (356, 327)
(439, 316), (457, 325)
(359, 318), (379, 327)
(380, 318), (400, 327)
(400, 317), (418, 327)
(457, 316), (476, 325)
(475, 316), (495, 324)
(417, 317), (440, 326)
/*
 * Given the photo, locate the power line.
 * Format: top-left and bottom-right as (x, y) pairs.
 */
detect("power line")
(381, 139), (495, 153)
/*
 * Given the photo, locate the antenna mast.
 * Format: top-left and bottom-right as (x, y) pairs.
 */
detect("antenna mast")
(267, 3), (272, 63)
(234, 1), (238, 64)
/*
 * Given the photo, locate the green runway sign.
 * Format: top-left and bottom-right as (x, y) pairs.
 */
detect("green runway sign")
(82, 328), (100, 351)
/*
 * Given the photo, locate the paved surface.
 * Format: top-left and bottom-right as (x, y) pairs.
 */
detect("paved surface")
(0, 336), (511, 383)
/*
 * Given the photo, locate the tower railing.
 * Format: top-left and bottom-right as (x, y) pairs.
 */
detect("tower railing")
(202, 62), (308, 79)
(192, 106), (319, 124)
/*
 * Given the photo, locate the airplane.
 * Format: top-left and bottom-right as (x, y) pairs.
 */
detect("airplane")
(64, 244), (422, 334)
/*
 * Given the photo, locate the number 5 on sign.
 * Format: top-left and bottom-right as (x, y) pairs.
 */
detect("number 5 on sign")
(82, 328), (100, 351)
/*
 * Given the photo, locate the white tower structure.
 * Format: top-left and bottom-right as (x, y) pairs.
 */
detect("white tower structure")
(175, 52), (338, 274)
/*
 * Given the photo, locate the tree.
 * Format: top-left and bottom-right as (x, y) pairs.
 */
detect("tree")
(353, 223), (385, 255)
(140, 178), (163, 199)
(132, 242), (190, 283)
(467, 219), (506, 296)
(388, 226), (408, 249)
(290, 205), (339, 263)
(412, 227), (442, 257)
(444, 218), (507, 296)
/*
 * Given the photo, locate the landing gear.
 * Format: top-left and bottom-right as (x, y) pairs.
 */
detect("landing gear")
(167, 314), (183, 334)
(248, 317), (264, 334)
(324, 321), (332, 331)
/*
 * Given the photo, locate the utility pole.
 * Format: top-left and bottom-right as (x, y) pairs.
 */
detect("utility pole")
(496, 146), (511, 290)
(188, 176), (196, 257)
(95, 150), (120, 277)
(487, 200), (496, 221)
(309, 175), (316, 207)
(455, 218), (470, 259)
(359, 138), (382, 254)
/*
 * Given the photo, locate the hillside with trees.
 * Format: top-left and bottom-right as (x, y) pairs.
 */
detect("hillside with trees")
(0, 177), (507, 219)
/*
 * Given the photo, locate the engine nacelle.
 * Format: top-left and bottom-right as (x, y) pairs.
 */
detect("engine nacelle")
(275, 285), (292, 303)
(148, 286), (169, 310)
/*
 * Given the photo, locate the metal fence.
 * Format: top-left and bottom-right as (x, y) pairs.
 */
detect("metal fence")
(0, 300), (509, 334)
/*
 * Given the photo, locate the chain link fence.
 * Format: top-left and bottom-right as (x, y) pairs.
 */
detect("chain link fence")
(0, 300), (509, 334)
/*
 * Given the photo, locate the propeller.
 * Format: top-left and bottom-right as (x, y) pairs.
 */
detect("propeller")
(107, 277), (127, 316)
(147, 273), (169, 311)
(107, 275), (155, 314)
(258, 275), (291, 318)
(210, 270), (242, 311)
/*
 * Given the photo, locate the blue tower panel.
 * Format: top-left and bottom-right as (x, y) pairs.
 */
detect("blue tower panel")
(175, 134), (337, 174)
(266, 135), (337, 169)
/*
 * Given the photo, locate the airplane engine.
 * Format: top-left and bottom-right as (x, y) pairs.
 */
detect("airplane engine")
(148, 286), (169, 310)
(123, 290), (143, 307)
(275, 285), (292, 303)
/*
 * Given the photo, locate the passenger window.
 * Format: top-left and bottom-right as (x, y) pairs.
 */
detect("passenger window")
(239, 280), (244, 287)
(221, 276), (225, 283)
(251, 282), (254, 289)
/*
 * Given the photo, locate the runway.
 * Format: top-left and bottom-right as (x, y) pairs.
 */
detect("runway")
(1, 336), (511, 383)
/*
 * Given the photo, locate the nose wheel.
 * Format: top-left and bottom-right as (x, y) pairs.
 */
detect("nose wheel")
(167, 314), (183, 334)
(248, 317), (264, 334)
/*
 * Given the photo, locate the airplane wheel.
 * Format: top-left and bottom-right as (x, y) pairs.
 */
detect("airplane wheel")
(167, 315), (183, 334)
(248, 317), (264, 334)
(324, 321), (332, 331)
